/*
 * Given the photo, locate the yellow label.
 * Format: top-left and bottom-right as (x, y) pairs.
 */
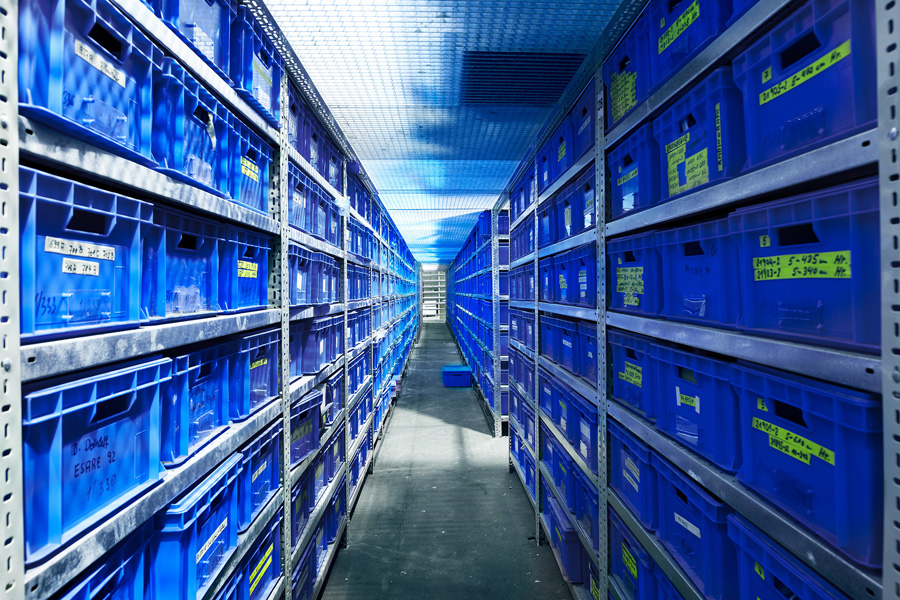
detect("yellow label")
(591, 574), (600, 600)
(74, 39), (127, 88)
(559, 274), (568, 290)
(610, 70), (638, 122)
(760, 40), (851, 105)
(564, 206), (572, 228)
(241, 156), (260, 182)
(249, 544), (274, 594)
(251, 358), (268, 370)
(715, 102), (723, 172)
(622, 544), (638, 579)
(616, 267), (644, 294)
(762, 67), (772, 84)
(558, 140), (567, 162)
(238, 260), (259, 278)
(668, 148), (709, 196)
(752, 417), (835, 466)
(757, 397), (768, 412)
(755, 561), (766, 580)
(619, 362), (642, 387)
(659, 0), (700, 54)
(753, 251), (851, 281)
(624, 293), (640, 306)
(679, 393), (697, 408)
(617, 168), (638, 187)
(759, 235), (771, 248)
(253, 58), (274, 87)
(665, 132), (690, 157)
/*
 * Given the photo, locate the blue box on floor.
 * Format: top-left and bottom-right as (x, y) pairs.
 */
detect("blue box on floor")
(442, 365), (472, 387)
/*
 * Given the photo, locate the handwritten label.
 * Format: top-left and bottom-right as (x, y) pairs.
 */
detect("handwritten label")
(251, 358), (268, 370)
(753, 251), (850, 281)
(74, 39), (126, 88)
(675, 513), (702, 538)
(197, 518), (228, 563)
(619, 362), (642, 387)
(616, 267), (644, 296)
(668, 147), (709, 196)
(558, 274), (568, 290)
(760, 40), (851, 105)
(249, 543), (274, 594)
(617, 168), (638, 187)
(46, 237), (115, 261)
(624, 293), (640, 306)
(762, 67), (772, 84)
(659, 0), (700, 54)
(759, 235), (771, 248)
(622, 544), (638, 579)
(665, 132), (690, 157)
(63, 257), (99, 277)
(676, 386), (700, 413)
(753, 417), (835, 466)
(755, 561), (766, 580)
(757, 397), (768, 412)
(591, 573), (600, 600)
(251, 460), (267, 483)
(610, 70), (638, 123)
(241, 156), (260, 182)
(715, 102), (723, 173)
(557, 140), (567, 163)
(238, 260), (259, 279)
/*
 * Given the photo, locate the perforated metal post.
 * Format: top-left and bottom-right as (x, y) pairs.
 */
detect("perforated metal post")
(595, 69), (609, 600)
(342, 160), (351, 548)
(0, 0), (22, 595)
(491, 202), (503, 438)
(531, 161), (543, 546)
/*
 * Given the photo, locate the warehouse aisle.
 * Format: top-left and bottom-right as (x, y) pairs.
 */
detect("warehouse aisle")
(321, 323), (569, 599)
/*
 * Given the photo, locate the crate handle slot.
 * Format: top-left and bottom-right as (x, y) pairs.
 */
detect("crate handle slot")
(93, 565), (127, 600)
(245, 148), (259, 164)
(777, 223), (819, 247)
(242, 245), (258, 259)
(92, 390), (135, 423)
(772, 574), (800, 599)
(677, 367), (698, 384)
(618, 56), (630, 73)
(258, 48), (273, 69)
(88, 23), (123, 61)
(176, 233), (199, 251)
(773, 399), (808, 428)
(781, 32), (822, 71)
(66, 208), (109, 236)
(195, 361), (215, 382)
(678, 113), (697, 134)
(623, 250), (637, 263)
(625, 348), (637, 360)
(667, 0), (686, 13)
(683, 241), (705, 257)
(192, 106), (212, 128)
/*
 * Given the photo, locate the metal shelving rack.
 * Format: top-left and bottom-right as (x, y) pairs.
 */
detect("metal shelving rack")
(447, 207), (510, 438)
(503, 0), (894, 599)
(3, 1), (420, 598)
(421, 268), (447, 322)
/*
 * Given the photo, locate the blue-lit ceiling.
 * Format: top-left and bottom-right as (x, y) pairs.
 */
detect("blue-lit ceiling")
(268, 0), (621, 264)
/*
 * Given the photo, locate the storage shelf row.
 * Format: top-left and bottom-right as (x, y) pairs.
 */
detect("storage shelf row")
(541, 412), (599, 490)
(537, 514), (593, 600)
(539, 303), (597, 322)
(537, 228), (598, 260)
(539, 463), (598, 568)
(290, 462), (348, 571)
(538, 147), (597, 205)
(289, 406), (346, 487)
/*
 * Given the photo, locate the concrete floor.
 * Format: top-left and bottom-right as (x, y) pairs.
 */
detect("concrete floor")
(321, 322), (570, 600)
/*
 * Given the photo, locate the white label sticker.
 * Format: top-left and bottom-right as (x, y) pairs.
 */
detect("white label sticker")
(251, 460), (267, 483)
(623, 469), (639, 493)
(624, 455), (640, 481)
(74, 39), (127, 88)
(62, 257), (99, 277)
(196, 518), (228, 563)
(674, 513), (702, 539)
(46, 237), (115, 261)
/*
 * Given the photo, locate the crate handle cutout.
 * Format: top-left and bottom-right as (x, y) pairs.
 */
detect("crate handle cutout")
(777, 223), (820, 247)
(245, 148), (259, 164)
(196, 361), (215, 382)
(618, 55), (631, 73)
(675, 486), (688, 505)
(773, 574), (800, 599)
(66, 208), (110, 236)
(192, 106), (212, 129)
(92, 390), (135, 424)
(773, 399), (809, 429)
(678, 114), (697, 134)
(176, 233), (199, 251)
(623, 250), (637, 263)
(678, 367), (698, 384)
(88, 23), (123, 61)
(781, 32), (822, 71)
(242, 245), (258, 259)
(625, 348), (638, 360)
(683, 241), (705, 257)
(667, 0), (687, 13)
(259, 49), (273, 69)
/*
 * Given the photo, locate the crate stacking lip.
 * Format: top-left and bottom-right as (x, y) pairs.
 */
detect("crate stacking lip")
(230, 5), (283, 128)
(153, 453), (242, 600)
(236, 419), (282, 533)
(22, 356), (170, 565)
(229, 327), (280, 421)
(19, 166), (152, 342)
(153, 0), (235, 81)
(19, 0), (162, 165)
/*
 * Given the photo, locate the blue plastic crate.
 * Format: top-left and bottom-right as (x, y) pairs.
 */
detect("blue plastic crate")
(609, 506), (657, 600)
(649, 0), (731, 89)
(558, 318), (577, 374)
(291, 468), (312, 550)
(326, 371), (344, 426)
(539, 369), (557, 423)
(152, 58), (231, 196)
(731, 362), (882, 567)
(576, 321), (598, 385)
(163, 341), (231, 466)
(291, 317), (330, 377)
(540, 315), (559, 364)
(153, 454), (242, 600)
(657, 218), (739, 328)
(238, 509), (283, 600)
(571, 392), (599, 474)
(230, 6), (283, 127)
(608, 330), (657, 420)
(237, 420), (282, 532)
(326, 475), (346, 544)
(442, 365), (472, 387)
(229, 327), (279, 421)
(604, 10), (650, 128)
(522, 401), (536, 450)
(733, 0), (876, 171)
(142, 203), (224, 322)
(291, 539), (314, 600)
(522, 449), (536, 499)
(574, 468), (599, 552)
(20, 167), (151, 342)
(608, 231), (662, 315)
(609, 124), (660, 220)
(654, 455), (737, 600)
(571, 79), (596, 159)
(653, 68), (745, 201)
(575, 166), (597, 235)
(546, 491), (584, 584)
(290, 390), (321, 466)
(656, 569), (685, 600)
(22, 357), (169, 565)
(59, 520), (153, 600)
(220, 226), (270, 313)
(727, 515), (848, 600)
(229, 117), (273, 214)
(555, 253), (571, 305)
(654, 344), (740, 471)
(556, 185), (581, 243)
(286, 82), (310, 161)
(551, 436), (577, 512)
(288, 244), (313, 307)
(570, 243), (597, 307)
(288, 164), (312, 233)
(552, 118), (575, 186)
(154, 0), (235, 79)
(309, 189), (331, 242)
(609, 417), (658, 531)
(19, 0), (162, 164)
(308, 123), (326, 182)
(538, 200), (557, 248)
(729, 177), (880, 353)
(323, 139), (344, 190)
(539, 257), (555, 303)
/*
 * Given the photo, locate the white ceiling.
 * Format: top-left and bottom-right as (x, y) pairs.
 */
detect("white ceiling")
(267, 0), (621, 263)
